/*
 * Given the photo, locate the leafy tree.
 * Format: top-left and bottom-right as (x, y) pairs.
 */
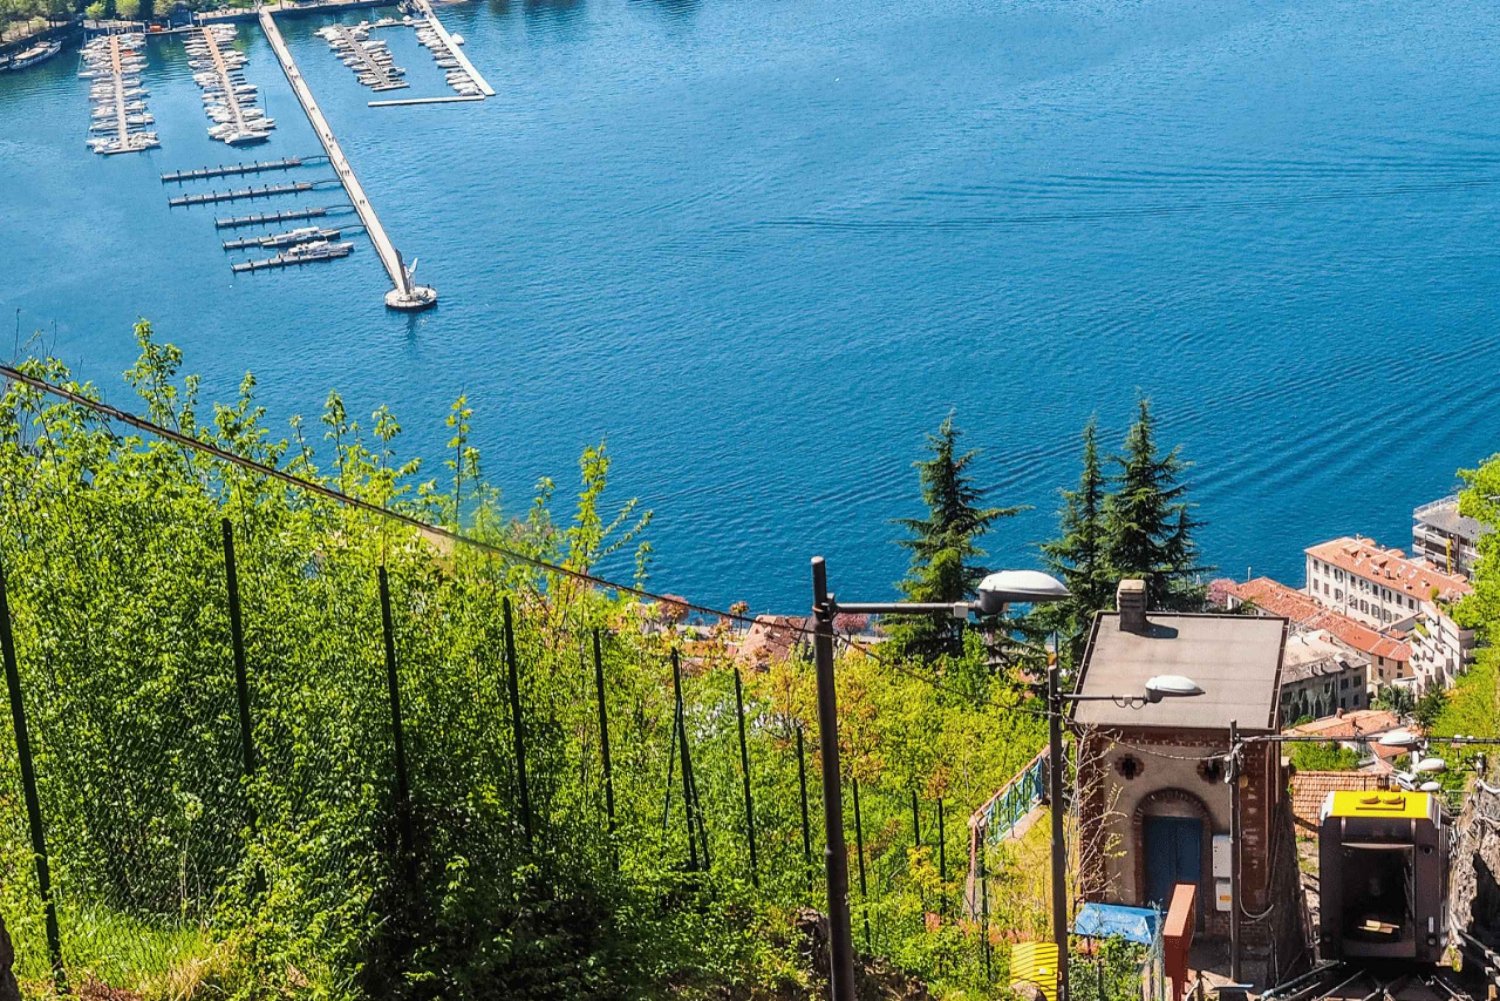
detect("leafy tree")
(1374, 685), (1417, 718)
(114, 0), (137, 19)
(1413, 686), (1449, 731)
(83, 0), (103, 18)
(1102, 400), (1209, 610)
(1034, 418), (1110, 663)
(888, 413), (1022, 661)
(1290, 742), (1362, 772)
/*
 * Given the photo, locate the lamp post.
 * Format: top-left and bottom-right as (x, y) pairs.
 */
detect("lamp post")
(1050, 672), (1205, 1001)
(809, 559), (1069, 1001)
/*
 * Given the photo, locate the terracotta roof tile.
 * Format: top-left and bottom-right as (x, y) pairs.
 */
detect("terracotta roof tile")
(1289, 770), (1388, 830)
(1218, 578), (1411, 663)
(1305, 536), (1471, 600)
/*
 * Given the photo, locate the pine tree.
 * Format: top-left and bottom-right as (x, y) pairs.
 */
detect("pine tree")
(1034, 418), (1111, 662)
(889, 414), (1022, 660)
(1102, 400), (1210, 610)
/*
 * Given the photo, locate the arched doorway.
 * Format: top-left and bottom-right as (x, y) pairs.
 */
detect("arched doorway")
(1133, 789), (1213, 914)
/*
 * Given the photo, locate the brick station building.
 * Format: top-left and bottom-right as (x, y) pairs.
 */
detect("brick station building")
(1073, 581), (1305, 984)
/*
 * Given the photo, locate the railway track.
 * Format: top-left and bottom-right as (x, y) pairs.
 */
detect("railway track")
(1262, 963), (1476, 1001)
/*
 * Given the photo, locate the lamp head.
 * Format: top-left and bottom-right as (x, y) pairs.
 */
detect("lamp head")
(1378, 728), (1421, 749)
(1143, 675), (1204, 704)
(975, 569), (1069, 615)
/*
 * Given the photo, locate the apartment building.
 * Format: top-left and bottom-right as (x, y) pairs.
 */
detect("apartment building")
(1412, 494), (1490, 577)
(1304, 537), (1474, 689)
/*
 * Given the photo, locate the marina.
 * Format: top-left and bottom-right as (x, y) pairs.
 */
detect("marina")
(231, 239), (355, 272)
(261, 9), (434, 309)
(411, 0), (493, 98)
(167, 181), (316, 207)
(79, 33), (158, 155)
(184, 24), (274, 146)
(316, 22), (407, 92)
(161, 157), (310, 184)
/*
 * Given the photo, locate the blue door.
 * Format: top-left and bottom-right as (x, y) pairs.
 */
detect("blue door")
(1144, 815), (1202, 910)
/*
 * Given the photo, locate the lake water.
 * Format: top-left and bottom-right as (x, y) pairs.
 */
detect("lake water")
(2, 0), (1498, 612)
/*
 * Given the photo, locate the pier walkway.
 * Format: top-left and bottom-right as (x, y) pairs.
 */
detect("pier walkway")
(95, 35), (156, 155)
(197, 26), (259, 139)
(412, 0), (493, 97)
(258, 9), (435, 310)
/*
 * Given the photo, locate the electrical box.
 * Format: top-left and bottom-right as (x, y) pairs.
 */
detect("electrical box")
(1212, 834), (1232, 878)
(1215, 879), (1233, 912)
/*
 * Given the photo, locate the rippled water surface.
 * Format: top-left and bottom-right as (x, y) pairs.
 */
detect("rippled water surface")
(2, 0), (1499, 609)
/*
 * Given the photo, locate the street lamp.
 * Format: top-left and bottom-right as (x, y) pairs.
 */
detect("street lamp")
(809, 557), (1069, 1001)
(1047, 664), (1204, 1001)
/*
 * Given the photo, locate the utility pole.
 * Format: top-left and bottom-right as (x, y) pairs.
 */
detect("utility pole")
(1229, 719), (1242, 984)
(1049, 660), (1070, 1001)
(811, 557), (856, 1001)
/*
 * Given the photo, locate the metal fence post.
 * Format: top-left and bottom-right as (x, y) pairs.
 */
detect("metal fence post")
(592, 629), (616, 868)
(796, 724), (812, 887)
(732, 666), (758, 887)
(502, 596), (533, 848)
(671, 650), (698, 871)
(221, 520), (258, 782)
(378, 567), (415, 874)
(852, 776), (870, 951)
(0, 552), (65, 992)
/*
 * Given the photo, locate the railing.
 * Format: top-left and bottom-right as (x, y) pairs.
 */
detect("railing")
(971, 747), (1049, 844)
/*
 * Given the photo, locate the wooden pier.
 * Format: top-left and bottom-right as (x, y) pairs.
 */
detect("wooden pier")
(162, 157), (308, 183)
(215, 206), (330, 229)
(412, 0), (494, 97)
(168, 181), (315, 207)
(259, 9), (435, 310)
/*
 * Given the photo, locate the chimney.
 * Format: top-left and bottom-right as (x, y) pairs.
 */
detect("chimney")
(1117, 579), (1147, 633)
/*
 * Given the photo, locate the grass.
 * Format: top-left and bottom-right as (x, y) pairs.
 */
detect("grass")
(12, 901), (240, 1001)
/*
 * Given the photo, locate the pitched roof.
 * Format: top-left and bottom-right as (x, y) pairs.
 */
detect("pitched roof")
(1289, 770), (1387, 831)
(1218, 577), (1411, 663)
(1285, 708), (1401, 740)
(736, 614), (810, 668)
(1073, 612), (1287, 733)
(1305, 536), (1471, 600)
(1280, 630), (1365, 682)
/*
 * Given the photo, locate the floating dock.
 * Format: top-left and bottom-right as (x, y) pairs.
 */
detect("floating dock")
(231, 240), (355, 272)
(81, 34), (158, 155)
(411, 0), (493, 98)
(368, 95), (484, 107)
(168, 181), (315, 207)
(222, 226), (343, 251)
(215, 206), (330, 229)
(319, 22), (407, 91)
(186, 25), (274, 146)
(260, 9), (435, 309)
(162, 157), (309, 183)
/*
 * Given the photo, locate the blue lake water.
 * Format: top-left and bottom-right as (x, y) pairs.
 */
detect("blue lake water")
(2, 0), (1499, 611)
